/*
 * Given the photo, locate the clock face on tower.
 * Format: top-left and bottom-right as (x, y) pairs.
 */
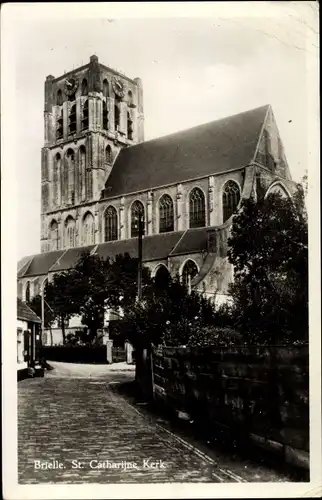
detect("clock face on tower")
(64, 77), (79, 96)
(112, 77), (125, 98)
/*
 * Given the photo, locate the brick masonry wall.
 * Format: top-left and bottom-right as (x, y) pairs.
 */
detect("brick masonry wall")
(152, 345), (309, 469)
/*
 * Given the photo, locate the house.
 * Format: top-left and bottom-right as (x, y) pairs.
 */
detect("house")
(17, 299), (42, 380)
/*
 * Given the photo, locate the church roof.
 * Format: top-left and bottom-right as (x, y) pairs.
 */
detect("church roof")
(21, 250), (65, 278)
(96, 231), (185, 262)
(104, 105), (269, 198)
(50, 246), (96, 273)
(17, 229), (213, 278)
(17, 298), (41, 324)
(170, 227), (209, 256)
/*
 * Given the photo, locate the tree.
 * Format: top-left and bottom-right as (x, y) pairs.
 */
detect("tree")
(45, 272), (77, 344)
(121, 274), (218, 349)
(68, 252), (111, 342)
(227, 187), (308, 344)
(60, 252), (152, 342)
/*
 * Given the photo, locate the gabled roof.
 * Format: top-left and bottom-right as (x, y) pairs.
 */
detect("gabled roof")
(17, 298), (41, 324)
(103, 105), (269, 198)
(22, 250), (65, 278)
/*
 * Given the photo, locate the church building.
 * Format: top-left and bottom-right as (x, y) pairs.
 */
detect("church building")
(17, 55), (298, 330)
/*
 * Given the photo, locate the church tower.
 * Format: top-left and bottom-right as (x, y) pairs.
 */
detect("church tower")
(40, 55), (144, 252)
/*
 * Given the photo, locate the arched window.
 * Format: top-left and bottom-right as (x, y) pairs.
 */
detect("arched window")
(56, 109), (63, 139)
(65, 149), (75, 205)
(33, 278), (40, 297)
(115, 104), (120, 129)
(61, 152), (69, 205)
(103, 79), (109, 98)
(222, 180), (240, 223)
(85, 163), (92, 201)
(25, 281), (30, 303)
(189, 187), (206, 228)
(53, 154), (61, 207)
(159, 194), (174, 233)
(83, 212), (95, 245)
(104, 206), (118, 242)
(81, 78), (88, 96)
(79, 146), (86, 201)
(56, 89), (63, 106)
(65, 216), (76, 248)
(131, 200), (145, 238)
(266, 183), (289, 199)
(50, 219), (59, 250)
(82, 100), (89, 130)
(105, 145), (112, 164)
(127, 111), (133, 140)
(103, 101), (109, 130)
(182, 260), (198, 289)
(154, 265), (170, 288)
(69, 104), (76, 134)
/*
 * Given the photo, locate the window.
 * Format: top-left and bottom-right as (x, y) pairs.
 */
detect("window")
(182, 260), (198, 288)
(82, 100), (89, 130)
(53, 154), (60, 207)
(50, 220), (59, 250)
(189, 187), (206, 228)
(57, 89), (63, 106)
(159, 194), (174, 233)
(85, 164), (92, 200)
(68, 104), (76, 134)
(104, 206), (118, 242)
(131, 201), (145, 238)
(222, 180), (240, 223)
(103, 101), (109, 130)
(266, 183), (289, 199)
(65, 216), (76, 248)
(25, 282), (30, 303)
(103, 79), (109, 98)
(56, 109), (63, 139)
(61, 151), (69, 204)
(33, 278), (40, 296)
(79, 146), (86, 201)
(127, 111), (133, 140)
(65, 149), (75, 204)
(115, 104), (120, 129)
(83, 212), (95, 245)
(81, 78), (88, 96)
(105, 145), (112, 164)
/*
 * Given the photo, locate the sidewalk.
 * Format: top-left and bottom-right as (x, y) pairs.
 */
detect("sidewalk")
(46, 361), (135, 378)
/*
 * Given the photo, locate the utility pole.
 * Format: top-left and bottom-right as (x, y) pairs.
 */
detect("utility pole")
(137, 209), (144, 300)
(41, 284), (45, 337)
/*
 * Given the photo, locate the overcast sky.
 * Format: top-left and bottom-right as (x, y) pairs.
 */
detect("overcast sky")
(1, 2), (318, 260)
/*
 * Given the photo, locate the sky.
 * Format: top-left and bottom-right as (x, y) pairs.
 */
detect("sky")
(1, 2), (318, 260)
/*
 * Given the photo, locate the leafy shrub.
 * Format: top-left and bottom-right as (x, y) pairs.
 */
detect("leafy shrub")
(187, 326), (242, 347)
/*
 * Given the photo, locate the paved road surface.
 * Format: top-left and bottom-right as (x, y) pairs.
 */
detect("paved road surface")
(18, 362), (290, 484)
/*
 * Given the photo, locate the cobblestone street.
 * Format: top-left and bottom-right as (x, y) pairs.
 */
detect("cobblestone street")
(18, 362), (290, 484)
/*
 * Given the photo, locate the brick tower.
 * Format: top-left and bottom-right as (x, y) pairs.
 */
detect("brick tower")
(40, 55), (144, 252)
